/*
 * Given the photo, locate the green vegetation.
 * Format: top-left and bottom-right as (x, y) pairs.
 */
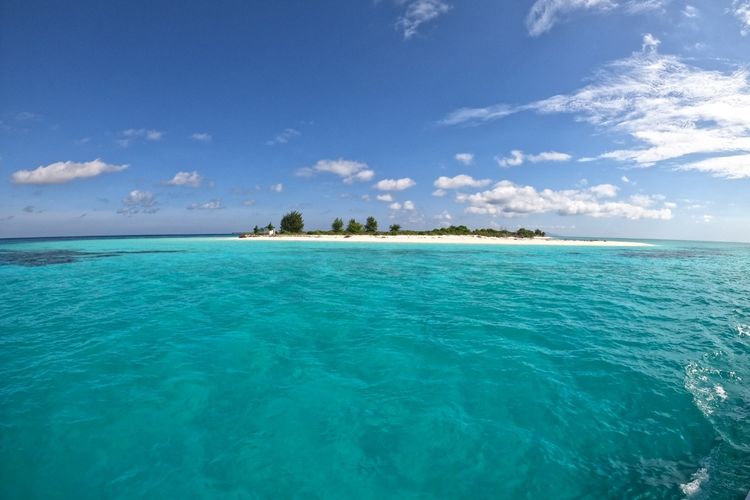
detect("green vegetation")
(346, 218), (363, 234)
(241, 211), (545, 239)
(364, 216), (378, 233)
(280, 210), (304, 233)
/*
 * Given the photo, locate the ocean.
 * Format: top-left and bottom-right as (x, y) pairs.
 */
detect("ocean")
(0, 236), (748, 499)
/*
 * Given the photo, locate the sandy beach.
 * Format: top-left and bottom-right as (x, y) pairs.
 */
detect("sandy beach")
(236, 234), (651, 246)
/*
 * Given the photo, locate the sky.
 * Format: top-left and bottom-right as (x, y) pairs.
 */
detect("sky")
(1, 0), (749, 241)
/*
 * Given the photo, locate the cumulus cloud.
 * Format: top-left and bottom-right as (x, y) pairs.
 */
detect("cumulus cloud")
(270, 183), (284, 193)
(297, 158), (374, 184)
(165, 170), (203, 187)
(454, 153), (474, 165)
(733, 0), (750, 35)
(267, 128), (300, 146)
(495, 150), (572, 167)
(191, 132), (212, 142)
(435, 210), (453, 226)
(390, 200), (416, 211)
(434, 174), (491, 189)
(376, 193), (394, 202)
(456, 180), (672, 219)
(589, 183), (619, 198)
(621, 175), (631, 183)
(395, 0), (450, 39)
(188, 199), (223, 210)
(432, 189), (447, 197)
(11, 159), (128, 184)
(374, 177), (416, 191)
(441, 36), (750, 180)
(118, 190), (159, 215)
(117, 128), (163, 147)
(526, 0), (668, 36)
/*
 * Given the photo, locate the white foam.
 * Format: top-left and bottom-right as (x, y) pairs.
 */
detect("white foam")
(714, 384), (728, 400)
(737, 323), (749, 337)
(680, 467), (708, 497)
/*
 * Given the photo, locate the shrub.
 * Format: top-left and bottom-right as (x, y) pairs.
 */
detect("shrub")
(280, 211), (304, 233)
(389, 224), (401, 233)
(365, 216), (378, 233)
(346, 219), (363, 234)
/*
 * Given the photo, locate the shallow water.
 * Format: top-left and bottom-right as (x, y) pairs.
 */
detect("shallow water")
(0, 236), (748, 499)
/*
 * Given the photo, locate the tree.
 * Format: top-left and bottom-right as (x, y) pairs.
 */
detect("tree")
(280, 211), (304, 233)
(346, 218), (363, 233)
(253, 225), (260, 235)
(389, 224), (401, 233)
(364, 216), (378, 233)
(267, 222), (275, 231)
(332, 217), (344, 233)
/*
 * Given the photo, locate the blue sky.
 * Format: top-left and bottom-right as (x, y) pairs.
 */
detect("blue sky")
(1, 0), (749, 241)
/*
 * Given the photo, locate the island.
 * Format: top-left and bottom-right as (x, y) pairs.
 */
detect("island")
(237, 211), (651, 247)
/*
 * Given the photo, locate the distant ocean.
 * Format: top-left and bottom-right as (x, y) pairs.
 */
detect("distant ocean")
(1, 236), (748, 499)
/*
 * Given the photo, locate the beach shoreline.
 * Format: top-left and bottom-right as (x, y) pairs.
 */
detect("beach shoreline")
(235, 234), (651, 247)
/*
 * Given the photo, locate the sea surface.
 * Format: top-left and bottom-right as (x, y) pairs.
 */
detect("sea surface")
(0, 236), (748, 499)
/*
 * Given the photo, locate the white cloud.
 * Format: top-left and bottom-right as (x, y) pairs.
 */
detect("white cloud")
(682, 5), (698, 18)
(388, 199), (416, 211)
(165, 170), (203, 187)
(434, 174), (491, 189)
(374, 177), (416, 191)
(526, 0), (616, 37)
(270, 183), (284, 193)
(456, 180), (672, 219)
(267, 128), (300, 146)
(733, 0), (750, 35)
(496, 150), (525, 167)
(376, 193), (394, 202)
(624, 0), (669, 13)
(439, 104), (516, 126)
(454, 153), (474, 165)
(191, 132), (212, 142)
(442, 39), (750, 180)
(243, 199), (256, 207)
(297, 158), (374, 184)
(118, 190), (158, 215)
(525, 0), (668, 36)
(432, 188), (447, 197)
(435, 210), (453, 226)
(629, 194), (656, 206)
(117, 128), (163, 147)
(395, 0), (450, 39)
(11, 159), (128, 184)
(188, 199), (223, 210)
(641, 32), (660, 52)
(621, 175), (631, 183)
(677, 154), (750, 179)
(589, 183), (619, 198)
(495, 150), (572, 167)
(703, 214), (714, 222)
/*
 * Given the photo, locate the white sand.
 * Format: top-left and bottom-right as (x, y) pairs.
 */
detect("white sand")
(235, 234), (651, 246)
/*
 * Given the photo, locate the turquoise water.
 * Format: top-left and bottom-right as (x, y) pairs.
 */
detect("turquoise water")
(1, 236), (748, 499)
